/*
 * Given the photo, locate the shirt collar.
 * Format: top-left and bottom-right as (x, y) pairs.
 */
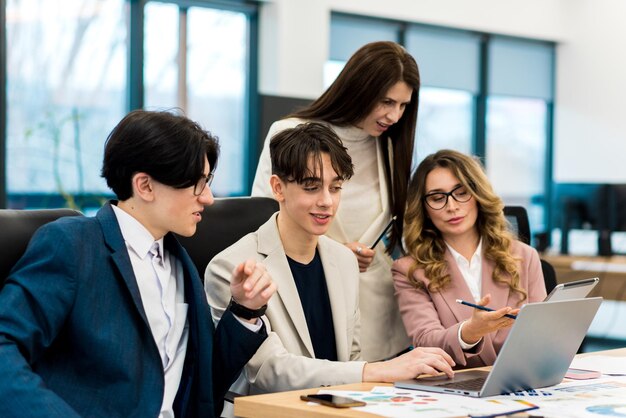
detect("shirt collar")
(111, 204), (164, 260)
(445, 238), (483, 266)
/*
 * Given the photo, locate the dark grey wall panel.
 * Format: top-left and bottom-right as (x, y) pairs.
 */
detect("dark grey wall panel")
(257, 94), (311, 159)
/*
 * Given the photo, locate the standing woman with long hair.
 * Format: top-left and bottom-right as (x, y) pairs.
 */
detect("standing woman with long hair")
(392, 150), (546, 368)
(252, 41), (418, 361)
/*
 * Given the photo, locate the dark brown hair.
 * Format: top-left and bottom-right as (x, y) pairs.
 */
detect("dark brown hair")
(291, 41), (420, 252)
(102, 110), (219, 200)
(270, 122), (354, 183)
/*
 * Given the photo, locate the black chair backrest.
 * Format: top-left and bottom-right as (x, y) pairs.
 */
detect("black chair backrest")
(176, 197), (279, 279)
(0, 208), (83, 287)
(540, 258), (558, 294)
(503, 205), (557, 294)
(503, 206), (531, 245)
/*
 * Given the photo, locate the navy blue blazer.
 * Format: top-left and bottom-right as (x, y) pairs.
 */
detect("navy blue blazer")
(0, 202), (265, 417)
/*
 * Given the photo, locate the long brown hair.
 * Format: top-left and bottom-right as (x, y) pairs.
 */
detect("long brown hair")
(291, 41), (420, 253)
(403, 150), (528, 303)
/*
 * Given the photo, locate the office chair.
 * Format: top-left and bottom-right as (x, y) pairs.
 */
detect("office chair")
(503, 206), (531, 246)
(176, 197), (279, 279)
(0, 208), (83, 289)
(503, 206), (557, 294)
(176, 196), (278, 408)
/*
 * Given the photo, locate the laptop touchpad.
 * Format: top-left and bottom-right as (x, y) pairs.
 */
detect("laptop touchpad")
(419, 370), (489, 384)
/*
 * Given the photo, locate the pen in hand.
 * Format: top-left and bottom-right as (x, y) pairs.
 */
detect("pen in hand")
(455, 299), (517, 319)
(370, 216), (397, 249)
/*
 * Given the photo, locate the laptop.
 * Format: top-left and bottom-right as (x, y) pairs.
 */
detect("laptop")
(395, 297), (602, 397)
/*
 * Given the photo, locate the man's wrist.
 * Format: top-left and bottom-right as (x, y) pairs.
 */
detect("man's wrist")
(228, 297), (267, 320)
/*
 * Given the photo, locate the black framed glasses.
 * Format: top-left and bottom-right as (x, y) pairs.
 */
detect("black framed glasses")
(193, 172), (214, 196)
(423, 184), (472, 210)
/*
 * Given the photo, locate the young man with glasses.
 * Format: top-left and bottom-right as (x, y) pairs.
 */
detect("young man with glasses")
(392, 149), (546, 369)
(205, 123), (454, 402)
(0, 110), (276, 417)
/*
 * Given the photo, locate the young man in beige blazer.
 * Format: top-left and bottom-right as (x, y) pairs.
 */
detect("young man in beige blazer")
(205, 122), (454, 397)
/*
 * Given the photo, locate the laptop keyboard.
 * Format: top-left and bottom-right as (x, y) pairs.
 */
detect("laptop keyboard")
(435, 377), (486, 391)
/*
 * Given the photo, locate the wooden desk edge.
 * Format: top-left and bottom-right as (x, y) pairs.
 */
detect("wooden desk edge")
(235, 383), (387, 418)
(234, 349), (626, 418)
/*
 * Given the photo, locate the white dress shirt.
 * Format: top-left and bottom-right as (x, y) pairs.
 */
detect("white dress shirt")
(112, 205), (262, 418)
(446, 239), (483, 350)
(112, 205), (188, 418)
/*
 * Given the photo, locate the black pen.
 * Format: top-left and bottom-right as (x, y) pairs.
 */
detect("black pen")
(455, 299), (517, 319)
(370, 216), (397, 249)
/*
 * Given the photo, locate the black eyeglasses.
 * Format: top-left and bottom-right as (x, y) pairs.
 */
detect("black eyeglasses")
(193, 173), (214, 196)
(423, 184), (472, 210)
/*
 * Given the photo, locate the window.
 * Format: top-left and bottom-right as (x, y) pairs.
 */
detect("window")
(486, 97), (548, 229)
(415, 88), (473, 160)
(2, 0), (257, 209)
(144, 2), (251, 196)
(404, 26), (480, 163)
(486, 37), (554, 234)
(6, 0), (126, 209)
(327, 14), (555, 238)
(324, 14), (400, 88)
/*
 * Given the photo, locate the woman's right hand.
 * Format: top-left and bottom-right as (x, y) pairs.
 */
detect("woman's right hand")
(460, 294), (519, 345)
(345, 242), (375, 272)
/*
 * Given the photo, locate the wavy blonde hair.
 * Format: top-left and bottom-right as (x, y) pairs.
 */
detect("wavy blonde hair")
(404, 150), (527, 304)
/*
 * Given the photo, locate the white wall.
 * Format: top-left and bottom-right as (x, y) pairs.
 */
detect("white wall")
(258, 0), (626, 183)
(259, 0), (330, 98)
(554, 0), (626, 183)
(259, 0), (567, 98)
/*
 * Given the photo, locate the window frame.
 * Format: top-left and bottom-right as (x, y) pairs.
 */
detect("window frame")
(0, 0), (259, 208)
(327, 12), (556, 237)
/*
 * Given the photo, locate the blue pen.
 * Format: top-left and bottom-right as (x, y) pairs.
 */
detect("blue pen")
(468, 404), (539, 418)
(455, 299), (517, 319)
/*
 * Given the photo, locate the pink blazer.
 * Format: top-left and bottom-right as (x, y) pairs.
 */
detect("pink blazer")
(392, 240), (546, 368)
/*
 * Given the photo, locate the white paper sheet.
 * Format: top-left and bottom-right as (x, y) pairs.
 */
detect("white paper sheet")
(489, 377), (626, 418)
(570, 355), (626, 375)
(317, 386), (537, 418)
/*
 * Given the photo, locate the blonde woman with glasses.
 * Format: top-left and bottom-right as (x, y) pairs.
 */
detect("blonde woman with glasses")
(392, 149), (546, 368)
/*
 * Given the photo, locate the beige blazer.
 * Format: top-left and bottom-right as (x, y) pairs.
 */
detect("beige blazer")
(251, 118), (410, 361)
(392, 240), (547, 368)
(205, 213), (365, 394)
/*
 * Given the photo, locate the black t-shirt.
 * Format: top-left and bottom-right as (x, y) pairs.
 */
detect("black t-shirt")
(287, 250), (338, 361)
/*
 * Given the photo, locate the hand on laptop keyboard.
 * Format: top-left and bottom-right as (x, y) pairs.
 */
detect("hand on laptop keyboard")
(363, 346), (455, 382)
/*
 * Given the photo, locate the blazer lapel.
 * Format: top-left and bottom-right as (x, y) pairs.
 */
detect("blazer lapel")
(165, 234), (206, 411)
(257, 215), (315, 357)
(481, 257), (510, 313)
(477, 254), (511, 364)
(165, 233), (203, 341)
(97, 202), (150, 328)
(442, 250), (477, 323)
(317, 238), (349, 361)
